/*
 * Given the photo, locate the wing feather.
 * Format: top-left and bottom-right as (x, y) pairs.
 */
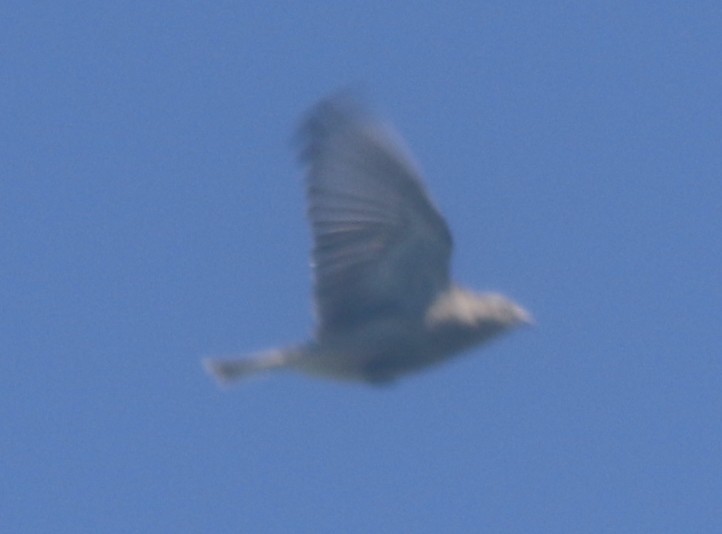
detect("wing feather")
(297, 94), (453, 333)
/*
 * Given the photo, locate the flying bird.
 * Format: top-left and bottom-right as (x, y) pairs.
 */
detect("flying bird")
(203, 93), (532, 386)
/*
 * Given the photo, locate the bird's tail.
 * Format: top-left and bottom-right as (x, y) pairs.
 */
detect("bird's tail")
(202, 346), (302, 387)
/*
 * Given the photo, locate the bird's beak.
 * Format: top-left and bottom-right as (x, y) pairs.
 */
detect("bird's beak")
(516, 306), (535, 326)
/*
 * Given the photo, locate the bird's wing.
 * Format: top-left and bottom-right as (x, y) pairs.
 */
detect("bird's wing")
(297, 94), (453, 333)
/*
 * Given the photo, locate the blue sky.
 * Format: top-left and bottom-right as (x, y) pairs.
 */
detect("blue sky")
(3, 2), (721, 532)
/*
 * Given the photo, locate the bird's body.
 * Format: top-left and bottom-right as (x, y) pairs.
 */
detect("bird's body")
(204, 93), (531, 387)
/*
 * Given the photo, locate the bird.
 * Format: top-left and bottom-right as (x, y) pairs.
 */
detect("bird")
(203, 92), (532, 387)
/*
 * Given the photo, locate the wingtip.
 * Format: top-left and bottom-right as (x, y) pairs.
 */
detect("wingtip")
(295, 88), (371, 159)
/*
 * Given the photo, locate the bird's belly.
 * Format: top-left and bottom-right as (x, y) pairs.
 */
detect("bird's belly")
(292, 321), (460, 384)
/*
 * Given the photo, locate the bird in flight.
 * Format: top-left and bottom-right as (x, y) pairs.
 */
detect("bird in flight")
(203, 92), (532, 386)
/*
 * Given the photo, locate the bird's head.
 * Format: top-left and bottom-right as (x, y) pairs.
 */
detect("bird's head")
(423, 287), (532, 357)
(474, 292), (534, 327)
(426, 286), (533, 331)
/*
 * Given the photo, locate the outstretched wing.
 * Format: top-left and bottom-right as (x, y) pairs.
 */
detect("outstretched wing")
(297, 94), (453, 333)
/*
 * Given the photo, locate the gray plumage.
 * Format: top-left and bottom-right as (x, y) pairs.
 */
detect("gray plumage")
(203, 93), (532, 386)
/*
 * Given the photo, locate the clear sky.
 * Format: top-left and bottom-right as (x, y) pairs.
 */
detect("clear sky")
(3, 2), (721, 532)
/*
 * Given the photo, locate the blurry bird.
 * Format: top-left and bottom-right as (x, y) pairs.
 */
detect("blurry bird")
(203, 93), (532, 386)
